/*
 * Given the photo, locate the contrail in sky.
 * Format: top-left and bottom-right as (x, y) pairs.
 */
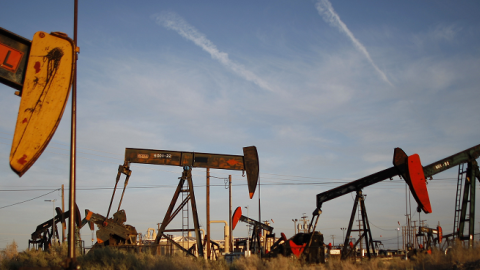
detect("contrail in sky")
(315, 0), (393, 86)
(154, 12), (274, 92)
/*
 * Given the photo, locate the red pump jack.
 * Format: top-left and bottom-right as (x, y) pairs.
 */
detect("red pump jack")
(312, 147), (432, 260)
(231, 206), (275, 255)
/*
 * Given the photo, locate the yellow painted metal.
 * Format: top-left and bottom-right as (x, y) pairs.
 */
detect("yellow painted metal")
(10, 31), (75, 176)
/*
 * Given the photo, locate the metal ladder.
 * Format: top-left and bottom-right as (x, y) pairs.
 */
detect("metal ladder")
(341, 191), (375, 260)
(453, 163), (467, 237)
(181, 180), (190, 249)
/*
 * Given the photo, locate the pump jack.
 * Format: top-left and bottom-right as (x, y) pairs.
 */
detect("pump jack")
(29, 205), (81, 250)
(105, 146), (259, 257)
(317, 144), (480, 260)
(264, 147), (429, 262)
(231, 206), (274, 255)
(80, 209), (138, 247)
(421, 144), (480, 247)
(266, 144), (480, 262)
(310, 148), (432, 260)
(416, 226), (442, 251)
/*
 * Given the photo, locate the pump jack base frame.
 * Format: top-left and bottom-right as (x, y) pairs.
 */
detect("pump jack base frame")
(154, 166), (204, 257)
(341, 190), (375, 260)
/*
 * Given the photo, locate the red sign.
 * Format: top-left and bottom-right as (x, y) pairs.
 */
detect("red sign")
(0, 27), (31, 90)
(0, 42), (23, 72)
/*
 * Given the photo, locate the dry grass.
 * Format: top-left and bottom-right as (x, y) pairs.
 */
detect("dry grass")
(78, 248), (228, 270)
(1, 242), (66, 270)
(1, 242), (480, 270)
(0, 241), (18, 262)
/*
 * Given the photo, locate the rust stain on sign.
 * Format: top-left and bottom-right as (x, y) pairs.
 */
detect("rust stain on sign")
(34, 61), (41, 73)
(17, 154), (28, 165)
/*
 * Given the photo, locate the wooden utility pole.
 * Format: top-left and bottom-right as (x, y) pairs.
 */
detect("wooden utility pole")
(67, 1), (79, 268)
(62, 184), (65, 243)
(229, 175), (232, 252)
(206, 168), (210, 259)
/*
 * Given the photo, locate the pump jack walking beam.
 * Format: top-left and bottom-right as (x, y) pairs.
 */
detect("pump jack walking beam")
(315, 143), (480, 216)
(124, 146), (260, 199)
(315, 147), (432, 215)
(422, 144), (480, 178)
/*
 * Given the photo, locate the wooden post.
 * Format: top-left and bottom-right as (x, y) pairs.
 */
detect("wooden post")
(229, 175), (232, 252)
(206, 168), (210, 259)
(67, 1), (79, 268)
(62, 184), (65, 243)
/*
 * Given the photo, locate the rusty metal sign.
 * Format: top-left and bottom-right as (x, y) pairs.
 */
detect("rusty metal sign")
(0, 27), (30, 91)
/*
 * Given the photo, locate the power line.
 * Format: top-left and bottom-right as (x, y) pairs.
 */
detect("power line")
(0, 177), (462, 193)
(0, 133), (463, 192)
(369, 221), (397, 231)
(0, 188), (60, 210)
(0, 138), (406, 183)
(0, 143), (460, 184)
(0, 178), (438, 192)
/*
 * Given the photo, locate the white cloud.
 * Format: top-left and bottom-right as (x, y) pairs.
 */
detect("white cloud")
(432, 24), (459, 42)
(362, 153), (392, 164)
(412, 23), (461, 49)
(153, 11), (274, 92)
(315, 0), (393, 87)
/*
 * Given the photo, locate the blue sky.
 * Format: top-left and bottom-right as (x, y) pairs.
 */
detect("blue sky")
(1, 0), (480, 251)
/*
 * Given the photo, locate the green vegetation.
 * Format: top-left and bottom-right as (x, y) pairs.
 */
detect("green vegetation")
(1, 242), (480, 270)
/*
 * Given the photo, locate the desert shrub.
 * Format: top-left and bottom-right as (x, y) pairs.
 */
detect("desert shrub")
(148, 254), (218, 270)
(78, 247), (155, 270)
(1, 242), (67, 270)
(262, 256), (306, 270)
(2, 242), (480, 270)
(229, 255), (265, 270)
(412, 245), (480, 270)
(0, 241), (18, 261)
(1, 241), (19, 269)
(79, 248), (230, 270)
